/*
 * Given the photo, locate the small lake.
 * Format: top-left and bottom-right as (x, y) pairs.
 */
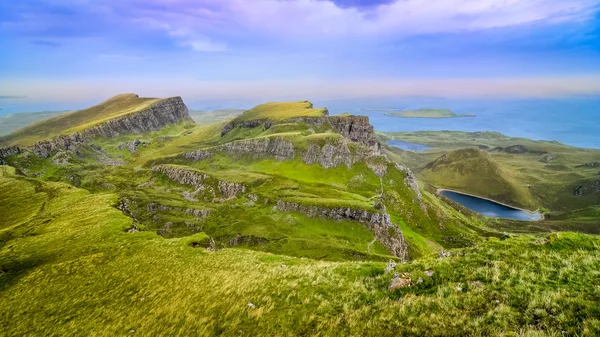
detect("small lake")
(387, 140), (432, 152)
(440, 190), (542, 221)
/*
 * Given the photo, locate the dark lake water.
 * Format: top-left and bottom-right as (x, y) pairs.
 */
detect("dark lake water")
(387, 140), (432, 152)
(440, 190), (542, 221)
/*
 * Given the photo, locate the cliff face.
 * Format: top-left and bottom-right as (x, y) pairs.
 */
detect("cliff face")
(152, 165), (246, 200)
(222, 137), (295, 161)
(0, 146), (21, 164)
(276, 200), (408, 260)
(83, 97), (191, 138)
(328, 116), (381, 154)
(220, 113), (381, 156)
(0, 96), (192, 160)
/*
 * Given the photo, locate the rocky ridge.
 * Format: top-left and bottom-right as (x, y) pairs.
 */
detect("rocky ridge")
(0, 96), (191, 160)
(276, 200), (408, 260)
(152, 165), (247, 200)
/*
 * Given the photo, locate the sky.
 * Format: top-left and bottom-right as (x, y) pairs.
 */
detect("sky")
(1, 0), (600, 101)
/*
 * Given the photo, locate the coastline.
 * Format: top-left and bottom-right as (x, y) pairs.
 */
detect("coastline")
(436, 188), (544, 219)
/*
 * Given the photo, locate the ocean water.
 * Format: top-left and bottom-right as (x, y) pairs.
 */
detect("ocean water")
(387, 140), (432, 152)
(2, 96), (599, 149)
(316, 96), (600, 149)
(440, 190), (542, 221)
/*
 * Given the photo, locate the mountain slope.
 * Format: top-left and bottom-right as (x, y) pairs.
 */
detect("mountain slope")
(0, 93), (191, 147)
(421, 148), (537, 210)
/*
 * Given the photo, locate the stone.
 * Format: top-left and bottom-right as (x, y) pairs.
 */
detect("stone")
(438, 251), (451, 258)
(416, 277), (424, 284)
(384, 260), (397, 273)
(424, 270), (434, 277)
(388, 272), (412, 291)
(276, 200), (408, 260)
(183, 150), (212, 161)
(247, 302), (256, 308)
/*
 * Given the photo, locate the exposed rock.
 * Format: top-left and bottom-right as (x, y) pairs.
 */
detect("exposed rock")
(221, 118), (272, 137)
(183, 150), (212, 161)
(83, 97), (191, 138)
(416, 277), (424, 284)
(118, 139), (142, 153)
(576, 162), (600, 168)
(301, 140), (353, 169)
(424, 270), (434, 277)
(276, 200), (408, 260)
(438, 251), (451, 258)
(395, 163), (422, 201)
(223, 137), (294, 161)
(152, 165), (247, 200)
(51, 151), (72, 165)
(384, 260), (397, 273)
(0, 146), (21, 164)
(388, 272), (412, 291)
(218, 181), (247, 199)
(328, 115), (381, 155)
(573, 181), (600, 197)
(535, 238), (549, 245)
(228, 233), (269, 246)
(9, 96), (191, 160)
(539, 154), (557, 163)
(126, 225), (140, 233)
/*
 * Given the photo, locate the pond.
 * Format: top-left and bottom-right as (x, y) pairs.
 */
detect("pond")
(387, 140), (432, 152)
(440, 190), (542, 221)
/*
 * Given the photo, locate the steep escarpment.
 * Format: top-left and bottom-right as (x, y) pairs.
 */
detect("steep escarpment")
(222, 137), (295, 161)
(276, 200), (408, 260)
(152, 165), (247, 200)
(0, 95), (192, 160)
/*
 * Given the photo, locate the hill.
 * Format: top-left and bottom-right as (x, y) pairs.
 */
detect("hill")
(421, 148), (537, 210)
(0, 93), (191, 147)
(383, 131), (600, 214)
(1, 96), (599, 336)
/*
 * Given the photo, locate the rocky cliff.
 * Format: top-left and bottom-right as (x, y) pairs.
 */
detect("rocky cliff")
(222, 137), (295, 161)
(1, 96), (192, 160)
(152, 165), (246, 200)
(276, 200), (408, 260)
(0, 146), (21, 164)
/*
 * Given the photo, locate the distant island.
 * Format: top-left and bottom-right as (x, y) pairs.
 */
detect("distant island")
(385, 108), (476, 118)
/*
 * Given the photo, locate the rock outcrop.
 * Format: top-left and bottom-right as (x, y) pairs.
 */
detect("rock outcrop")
(301, 140), (353, 169)
(222, 137), (294, 161)
(152, 165), (247, 200)
(276, 200), (408, 260)
(83, 97), (191, 138)
(2, 96), (191, 160)
(0, 146), (21, 164)
(183, 150), (213, 161)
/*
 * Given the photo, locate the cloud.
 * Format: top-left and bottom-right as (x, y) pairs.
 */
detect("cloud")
(129, 0), (600, 39)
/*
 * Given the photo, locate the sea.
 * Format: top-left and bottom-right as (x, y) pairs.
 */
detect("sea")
(1, 95), (599, 149)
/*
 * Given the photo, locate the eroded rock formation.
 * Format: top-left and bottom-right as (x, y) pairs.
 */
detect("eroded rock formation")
(276, 200), (408, 260)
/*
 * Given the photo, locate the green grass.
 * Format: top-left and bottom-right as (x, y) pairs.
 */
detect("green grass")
(234, 101), (327, 121)
(383, 131), (600, 213)
(0, 94), (163, 146)
(2, 170), (600, 336)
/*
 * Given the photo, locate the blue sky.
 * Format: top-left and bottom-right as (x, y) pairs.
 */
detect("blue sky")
(1, 0), (599, 100)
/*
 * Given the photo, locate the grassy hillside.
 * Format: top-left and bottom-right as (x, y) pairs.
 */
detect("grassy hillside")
(2, 99), (600, 336)
(235, 101), (328, 121)
(421, 148), (537, 210)
(1, 167), (599, 335)
(382, 131), (600, 213)
(0, 94), (162, 146)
